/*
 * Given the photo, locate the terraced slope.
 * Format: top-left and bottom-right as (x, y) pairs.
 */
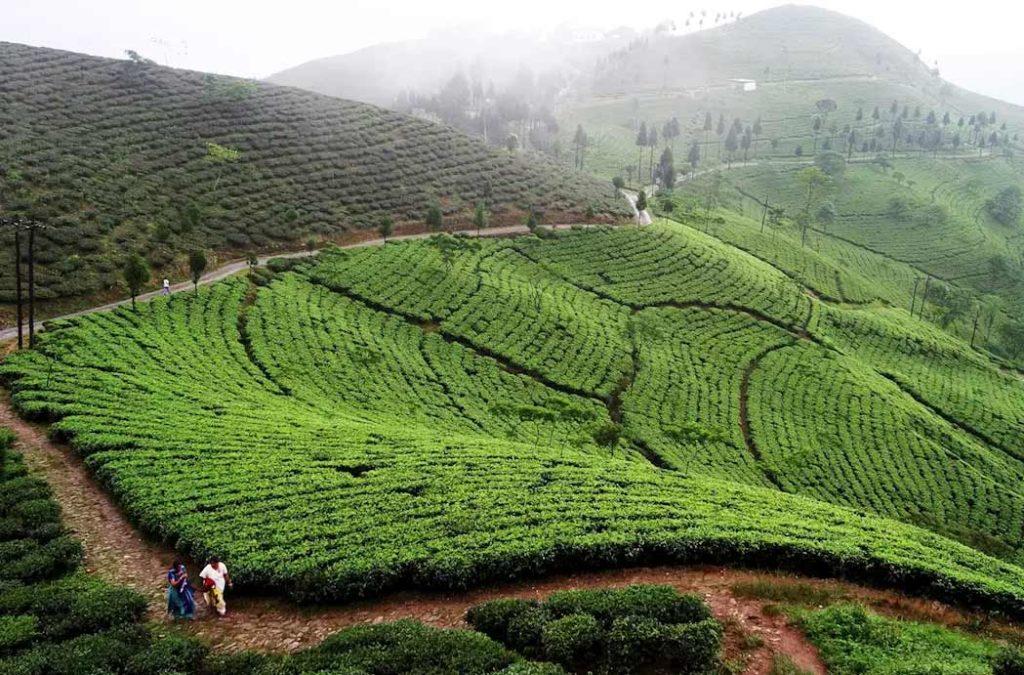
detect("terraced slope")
(5, 225), (1024, 612)
(0, 41), (629, 305)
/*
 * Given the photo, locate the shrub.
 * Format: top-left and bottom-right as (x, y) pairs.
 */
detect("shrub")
(544, 585), (709, 627)
(540, 613), (602, 667)
(993, 647), (1024, 675)
(467, 598), (541, 644)
(659, 618), (723, 672)
(498, 662), (568, 674)
(1, 626), (147, 675)
(987, 186), (1022, 226)
(507, 606), (550, 656)
(124, 634), (208, 675)
(0, 614), (38, 653)
(606, 615), (665, 672)
(287, 619), (517, 674)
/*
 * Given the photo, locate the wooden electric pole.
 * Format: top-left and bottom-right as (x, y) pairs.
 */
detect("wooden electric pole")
(27, 219), (36, 347)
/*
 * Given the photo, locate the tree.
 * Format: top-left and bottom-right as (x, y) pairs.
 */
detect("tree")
(812, 116), (822, 152)
(892, 117), (903, 156)
(723, 127), (739, 166)
(425, 203), (444, 232)
(816, 201), (837, 231)
(646, 127), (659, 184)
(123, 253), (150, 310)
(687, 141), (701, 176)
(986, 186), (1022, 226)
(700, 172), (723, 232)
(702, 112), (713, 159)
(635, 122), (648, 186)
(715, 114), (725, 159)
(998, 321), (1024, 359)
(572, 125), (588, 170)
(124, 50), (155, 65)
(505, 133), (519, 153)
(796, 166), (830, 246)
(662, 117), (681, 152)
(657, 147), (676, 189)
(377, 216), (394, 243)
(525, 207), (540, 231)
(612, 176), (626, 194)
(815, 99), (838, 116)
(204, 142), (241, 192)
(473, 201), (488, 235)
(740, 127), (753, 161)
(814, 151), (846, 178)
(188, 250), (207, 294)
(247, 252), (258, 277)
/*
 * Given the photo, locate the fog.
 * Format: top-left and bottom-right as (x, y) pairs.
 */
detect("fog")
(5, 0), (1023, 105)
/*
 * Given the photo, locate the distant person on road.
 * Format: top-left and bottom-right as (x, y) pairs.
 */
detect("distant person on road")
(162, 278), (170, 295)
(199, 555), (232, 617)
(166, 559), (196, 620)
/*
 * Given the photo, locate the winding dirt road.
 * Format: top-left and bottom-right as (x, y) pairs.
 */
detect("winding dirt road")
(0, 223), (581, 343)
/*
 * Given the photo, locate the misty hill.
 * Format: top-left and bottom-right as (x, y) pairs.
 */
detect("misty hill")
(0, 42), (628, 309)
(590, 5), (932, 94)
(268, 27), (636, 107)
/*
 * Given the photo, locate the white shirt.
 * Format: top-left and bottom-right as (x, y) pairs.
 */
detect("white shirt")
(199, 562), (228, 591)
(163, 279), (170, 288)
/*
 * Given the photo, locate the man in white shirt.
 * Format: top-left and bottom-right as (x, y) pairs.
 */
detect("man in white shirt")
(162, 278), (170, 295)
(199, 556), (232, 617)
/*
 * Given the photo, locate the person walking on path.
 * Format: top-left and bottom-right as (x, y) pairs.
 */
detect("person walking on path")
(166, 559), (196, 620)
(162, 278), (171, 295)
(199, 555), (232, 617)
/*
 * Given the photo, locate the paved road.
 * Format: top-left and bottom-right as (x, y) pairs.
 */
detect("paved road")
(0, 223), (573, 343)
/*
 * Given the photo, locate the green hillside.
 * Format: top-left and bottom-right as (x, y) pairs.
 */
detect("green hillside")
(5, 224), (1024, 611)
(590, 4), (931, 94)
(0, 42), (629, 310)
(658, 153), (1024, 362)
(561, 6), (1024, 180)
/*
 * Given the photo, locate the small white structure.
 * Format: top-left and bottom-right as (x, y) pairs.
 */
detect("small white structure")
(729, 78), (757, 92)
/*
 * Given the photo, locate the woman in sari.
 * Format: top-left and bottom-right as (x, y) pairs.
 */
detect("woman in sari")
(166, 559), (196, 620)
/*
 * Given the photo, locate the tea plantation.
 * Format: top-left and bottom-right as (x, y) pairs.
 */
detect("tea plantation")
(5, 224), (1024, 614)
(0, 42), (628, 304)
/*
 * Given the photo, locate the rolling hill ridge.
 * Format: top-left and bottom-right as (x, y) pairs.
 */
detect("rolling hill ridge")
(0, 41), (628, 310)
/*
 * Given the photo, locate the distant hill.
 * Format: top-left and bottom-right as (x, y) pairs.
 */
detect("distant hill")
(0, 42), (629, 308)
(267, 27), (636, 107)
(590, 5), (931, 94)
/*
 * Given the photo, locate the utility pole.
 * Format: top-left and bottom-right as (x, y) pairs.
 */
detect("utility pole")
(760, 196), (769, 233)
(909, 277), (920, 317)
(27, 219), (36, 347)
(1, 216), (25, 349)
(970, 306), (981, 348)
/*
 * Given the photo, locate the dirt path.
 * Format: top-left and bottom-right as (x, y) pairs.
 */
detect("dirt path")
(7, 392), (1024, 671)
(0, 223), (585, 342)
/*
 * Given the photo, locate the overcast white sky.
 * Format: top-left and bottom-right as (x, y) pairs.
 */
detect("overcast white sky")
(5, 0), (1023, 105)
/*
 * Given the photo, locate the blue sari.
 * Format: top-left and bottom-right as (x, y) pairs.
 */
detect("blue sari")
(166, 564), (196, 619)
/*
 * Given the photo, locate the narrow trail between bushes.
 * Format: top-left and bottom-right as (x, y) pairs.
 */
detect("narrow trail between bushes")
(6, 391), (1024, 672)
